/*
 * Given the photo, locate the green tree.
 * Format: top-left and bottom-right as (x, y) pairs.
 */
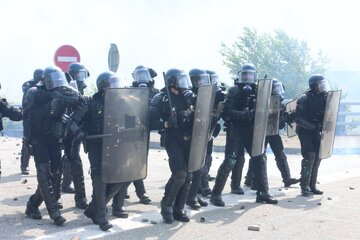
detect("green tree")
(220, 27), (329, 98)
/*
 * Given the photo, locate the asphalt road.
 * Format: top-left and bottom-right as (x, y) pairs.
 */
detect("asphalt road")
(0, 136), (359, 240)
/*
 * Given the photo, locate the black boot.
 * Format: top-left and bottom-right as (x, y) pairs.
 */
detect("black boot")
(200, 154), (212, 197)
(61, 155), (75, 194)
(37, 163), (66, 226)
(284, 178), (301, 187)
(71, 161), (88, 209)
(256, 192), (278, 204)
(186, 170), (202, 210)
(197, 196), (208, 207)
(91, 174), (112, 231)
(174, 173), (191, 222)
(300, 153), (315, 197)
(112, 183), (130, 218)
(244, 159), (254, 187)
(310, 157), (323, 195)
(254, 155), (278, 205)
(20, 139), (30, 175)
(210, 161), (232, 207)
(51, 169), (63, 210)
(161, 171), (187, 224)
(134, 180), (151, 204)
(274, 151), (300, 187)
(230, 157), (245, 195)
(84, 202), (98, 225)
(25, 187), (43, 219)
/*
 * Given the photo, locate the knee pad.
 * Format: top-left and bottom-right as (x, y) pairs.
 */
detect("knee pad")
(171, 171), (187, 185)
(304, 152), (316, 161)
(224, 152), (237, 169)
(275, 151), (287, 162)
(185, 173), (192, 184)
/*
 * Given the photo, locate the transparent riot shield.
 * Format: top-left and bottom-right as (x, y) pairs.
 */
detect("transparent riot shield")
(251, 79), (273, 157)
(266, 95), (281, 136)
(188, 84), (216, 172)
(101, 88), (149, 183)
(286, 98), (297, 138)
(319, 90), (342, 159)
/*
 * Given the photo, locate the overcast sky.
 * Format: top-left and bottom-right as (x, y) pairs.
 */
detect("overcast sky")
(1, 0), (359, 101)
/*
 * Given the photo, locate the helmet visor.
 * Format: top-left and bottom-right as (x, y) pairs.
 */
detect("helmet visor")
(193, 74), (211, 88)
(44, 71), (69, 90)
(75, 69), (88, 82)
(318, 79), (330, 93)
(104, 76), (121, 90)
(240, 71), (256, 83)
(272, 81), (285, 95)
(134, 69), (152, 85)
(174, 73), (192, 90)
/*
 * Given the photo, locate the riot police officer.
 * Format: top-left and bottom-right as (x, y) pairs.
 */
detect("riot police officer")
(20, 69), (43, 175)
(185, 68), (211, 210)
(150, 68), (195, 223)
(244, 79), (300, 188)
(24, 66), (82, 226)
(60, 62), (89, 209)
(211, 63), (278, 206)
(296, 74), (329, 196)
(199, 70), (226, 197)
(112, 65), (157, 210)
(0, 84), (23, 131)
(0, 83), (23, 178)
(82, 71), (127, 231)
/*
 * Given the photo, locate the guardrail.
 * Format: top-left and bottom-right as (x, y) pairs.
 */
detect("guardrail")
(337, 102), (360, 135)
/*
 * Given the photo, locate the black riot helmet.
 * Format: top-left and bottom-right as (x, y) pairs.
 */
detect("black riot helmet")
(272, 78), (285, 100)
(205, 70), (220, 85)
(33, 69), (44, 84)
(96, 71), (121, 92)
(132, 65), (154, 87)
(237, 63), (257, 84)
(67, 62), (89, 93)
(42, 66), (69, 90)
(309, 74), (330, 94)
(165, 68), (192, 92)
(68, 62), (89, 82)
(189, 68), (210, 91)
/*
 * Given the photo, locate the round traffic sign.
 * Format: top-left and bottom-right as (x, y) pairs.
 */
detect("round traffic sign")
(53, 45), (80, 72)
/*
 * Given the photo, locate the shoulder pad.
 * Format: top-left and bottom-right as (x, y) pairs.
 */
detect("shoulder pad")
(295, 94), (307, 112)
(150, 92), (165, 105)
(227, 86), (239, 98)
(22, 88), (37, 110)
(22, 80), (35, 93)
(296, 94), (307, 104)
(27, 86), (38, 94)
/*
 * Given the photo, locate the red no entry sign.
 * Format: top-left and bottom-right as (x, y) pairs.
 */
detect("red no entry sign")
(53, 45), (81, 72)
